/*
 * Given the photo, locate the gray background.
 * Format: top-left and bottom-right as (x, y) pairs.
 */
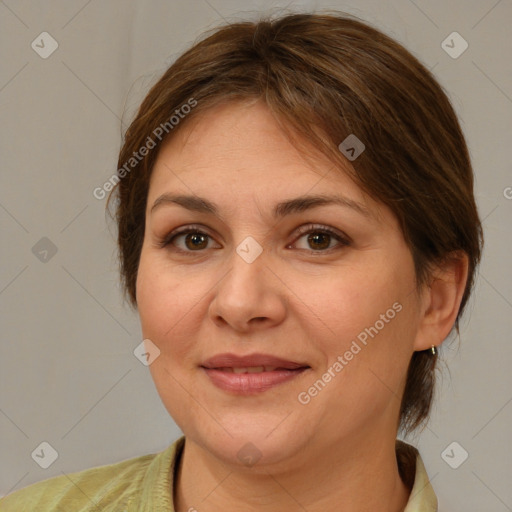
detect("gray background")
(1, 0), (511, 509)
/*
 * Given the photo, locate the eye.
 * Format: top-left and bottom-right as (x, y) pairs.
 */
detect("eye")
(290, 224), (350, 253)
(158, 223), (350, 254)
(159, 225), (219, 253)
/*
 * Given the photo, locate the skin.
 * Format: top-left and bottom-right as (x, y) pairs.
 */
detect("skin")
(136, 99), (468, 511)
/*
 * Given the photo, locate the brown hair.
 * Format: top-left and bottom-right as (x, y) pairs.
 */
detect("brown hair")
(109, 11), (483, 433)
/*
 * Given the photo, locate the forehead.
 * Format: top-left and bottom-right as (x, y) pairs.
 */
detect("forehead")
(148, 100), (384, 221)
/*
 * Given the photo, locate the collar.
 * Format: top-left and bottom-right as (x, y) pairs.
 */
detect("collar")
(397, 440), (438, 511)
(130, 436), (437, 511)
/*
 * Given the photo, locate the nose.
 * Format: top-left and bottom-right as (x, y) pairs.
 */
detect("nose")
(208, 242), (287, 333)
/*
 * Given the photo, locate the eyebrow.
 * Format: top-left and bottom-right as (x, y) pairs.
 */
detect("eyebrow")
(150, 193), (372, 219)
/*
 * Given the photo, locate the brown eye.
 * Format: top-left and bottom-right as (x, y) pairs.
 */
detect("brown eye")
(160, 227), (219, 253)
(306, 232), (332, 251)
(292, 224), (350, 253)
(183, 232), (209, 250)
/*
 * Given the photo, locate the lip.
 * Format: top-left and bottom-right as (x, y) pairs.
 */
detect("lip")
(202, 367), (310, 394)
(201, 352), (309, 370)
(200, 352), (311, 395)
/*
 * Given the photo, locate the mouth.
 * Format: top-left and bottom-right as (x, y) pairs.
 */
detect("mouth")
(200, 365), (311, 394)
(201, 352), (309, 370)
(210, 366), (303, 373)
(200, 353), (311, 394)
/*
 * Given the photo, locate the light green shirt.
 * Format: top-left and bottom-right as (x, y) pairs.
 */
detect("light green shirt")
(0, 436), (437, 511)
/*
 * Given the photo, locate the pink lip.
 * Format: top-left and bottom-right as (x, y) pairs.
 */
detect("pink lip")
(202, 367), (310, 394)
(201, 352), (308, 370)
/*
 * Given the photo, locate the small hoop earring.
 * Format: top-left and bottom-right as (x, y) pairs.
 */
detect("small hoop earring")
(431, 345), (436, 355)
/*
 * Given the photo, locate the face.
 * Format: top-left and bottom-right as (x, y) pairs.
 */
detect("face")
(136, 99), (425, 470)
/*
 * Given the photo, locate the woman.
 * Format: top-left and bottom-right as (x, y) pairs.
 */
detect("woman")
(1, 11), (482, 511)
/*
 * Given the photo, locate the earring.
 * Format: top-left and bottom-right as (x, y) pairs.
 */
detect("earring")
(431, 345), (436, 355)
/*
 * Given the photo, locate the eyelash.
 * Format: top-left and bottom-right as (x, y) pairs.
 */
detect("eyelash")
(158, 223), (351, 255)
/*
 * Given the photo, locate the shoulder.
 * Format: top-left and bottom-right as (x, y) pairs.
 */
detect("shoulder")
(0, 446), (168, 511)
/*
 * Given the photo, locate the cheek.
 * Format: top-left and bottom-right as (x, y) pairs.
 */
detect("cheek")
(315, 267), (407, 344)
(136, 251), (188, 351)
(135, 252), (202, 417)
(308, 274), (419, 427)
(136, 248), (218, 371)
(310, 261), (418, 391)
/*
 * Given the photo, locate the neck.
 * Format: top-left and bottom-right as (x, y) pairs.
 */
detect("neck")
(173, 432), (411, 512)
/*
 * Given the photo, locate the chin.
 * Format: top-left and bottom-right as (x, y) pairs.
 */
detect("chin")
(187, 421), (310, 470)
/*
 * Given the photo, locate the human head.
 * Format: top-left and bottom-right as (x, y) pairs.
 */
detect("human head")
(109, 11), (482, 435)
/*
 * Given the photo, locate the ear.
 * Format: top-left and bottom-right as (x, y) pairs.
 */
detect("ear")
(413, 252), (469, 352)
